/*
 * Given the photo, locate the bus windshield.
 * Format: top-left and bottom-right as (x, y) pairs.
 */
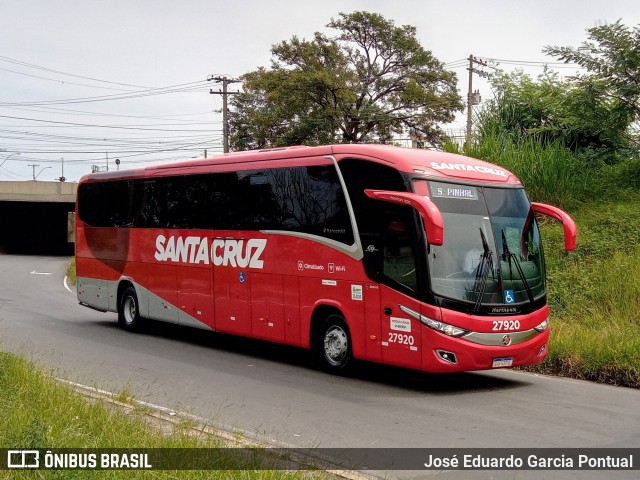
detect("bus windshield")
(417, 181), (545, 308)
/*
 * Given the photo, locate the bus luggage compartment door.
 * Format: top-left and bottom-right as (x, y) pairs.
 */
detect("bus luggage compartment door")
(177, 265), (213, 329)
(213, 267), (251, 336)
(250, 273), (285, 343)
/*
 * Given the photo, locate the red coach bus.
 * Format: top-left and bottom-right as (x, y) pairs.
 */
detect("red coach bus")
(75, 144), (576, 374)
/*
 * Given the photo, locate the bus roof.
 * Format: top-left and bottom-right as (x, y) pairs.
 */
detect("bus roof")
(78, 144), (520, 185)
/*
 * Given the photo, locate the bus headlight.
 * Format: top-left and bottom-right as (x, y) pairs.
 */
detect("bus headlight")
(421, 314), (468, 337)
(398, 304), (469, 337)
(534, 318), (549, 332)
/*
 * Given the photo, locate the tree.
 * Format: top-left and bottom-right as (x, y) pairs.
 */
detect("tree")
(476, 68), (632, 161)
(544, 20), (640, 124)
(473, 21), (640, 164)
(476, 68), (570, 142)
(229, 11), (463, 150)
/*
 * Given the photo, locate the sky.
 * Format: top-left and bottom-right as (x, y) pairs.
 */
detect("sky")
(0, 0), (638, 182)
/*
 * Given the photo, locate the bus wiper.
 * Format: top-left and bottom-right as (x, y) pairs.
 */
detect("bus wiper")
(472, 228), (494, 312)
(501, 229), (534, 306)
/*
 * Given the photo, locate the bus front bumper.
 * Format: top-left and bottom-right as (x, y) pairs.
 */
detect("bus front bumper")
(422, 327), (550, 373)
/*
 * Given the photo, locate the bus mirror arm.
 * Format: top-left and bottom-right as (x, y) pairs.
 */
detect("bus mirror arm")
(364, 189), (444, 246)
(531, 202), (577, 252)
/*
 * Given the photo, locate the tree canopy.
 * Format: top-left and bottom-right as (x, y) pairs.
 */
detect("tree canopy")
(544, 20), (640, 124)
(474, 20), (639, 164)
(229, 11), (463, 150)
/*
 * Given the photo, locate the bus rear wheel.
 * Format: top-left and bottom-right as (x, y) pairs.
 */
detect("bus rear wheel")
(313, 314), (353, 373)
(118, 286), (142, 332)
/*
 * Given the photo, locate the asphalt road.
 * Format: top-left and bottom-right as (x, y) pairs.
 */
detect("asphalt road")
(1, 254), (639, 478)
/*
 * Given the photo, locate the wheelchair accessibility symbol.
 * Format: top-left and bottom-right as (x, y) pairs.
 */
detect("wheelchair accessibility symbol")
(239, 272), (246, 284)
(503, 290), (515, 304)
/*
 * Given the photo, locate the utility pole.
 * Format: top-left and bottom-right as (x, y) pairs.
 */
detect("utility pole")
(59, 157), (65, 182)
(466, 55), (489, 150)
(28, 164), (39, 180)
(208, 76), (240, 153)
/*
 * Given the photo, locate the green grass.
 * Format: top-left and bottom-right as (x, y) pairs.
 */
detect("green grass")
(66, 257), (76, 286)
(467, 135), (592, 209)
(445, 134), (581, 208)
(531, 197), (640, 387)
(0, 351), (325, 478)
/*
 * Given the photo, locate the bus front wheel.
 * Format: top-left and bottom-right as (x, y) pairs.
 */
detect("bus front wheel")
(313, 314), (353, 373)
(118, 286), (142, 332)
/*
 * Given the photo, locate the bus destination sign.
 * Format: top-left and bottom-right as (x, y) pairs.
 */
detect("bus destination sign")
(429, 182), (478, 200)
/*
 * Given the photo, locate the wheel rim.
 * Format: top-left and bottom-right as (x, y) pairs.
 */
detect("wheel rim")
(123, 296), (136, 325)
(323, 325), (348, 367)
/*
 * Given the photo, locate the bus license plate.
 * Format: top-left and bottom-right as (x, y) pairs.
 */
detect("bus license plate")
(492, 357), (513, 368)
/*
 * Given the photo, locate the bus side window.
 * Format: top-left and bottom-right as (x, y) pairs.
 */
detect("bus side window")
(382, 213), (418, 293)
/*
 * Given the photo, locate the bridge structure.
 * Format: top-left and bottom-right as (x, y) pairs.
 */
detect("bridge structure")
(0, 181), (77, 254)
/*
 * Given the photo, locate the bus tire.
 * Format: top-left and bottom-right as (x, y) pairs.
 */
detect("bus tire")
(118, 286), (142, 332)
(313, 313), (353, 374)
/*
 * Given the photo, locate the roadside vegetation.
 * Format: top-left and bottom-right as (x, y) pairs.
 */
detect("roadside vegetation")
(66, 257), (76, 285)
(531, 195), (640, 388)
(0, 351), (326, 478)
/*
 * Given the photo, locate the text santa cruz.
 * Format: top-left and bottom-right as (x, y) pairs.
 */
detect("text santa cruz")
(154, 235), (267, 268)
(430, 161), (508, 178)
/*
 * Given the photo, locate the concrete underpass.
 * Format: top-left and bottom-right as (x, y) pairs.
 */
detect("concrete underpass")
(0, 181), (76, 255)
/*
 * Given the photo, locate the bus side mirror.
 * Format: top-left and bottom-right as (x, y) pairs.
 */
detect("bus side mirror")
(364, 189), (444, 246)
(531, 202), (577, 252)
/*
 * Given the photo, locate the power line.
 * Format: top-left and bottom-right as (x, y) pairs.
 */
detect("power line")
(0, 55), (151, 89)
(0, 66), (140, 92)
(483, 57), (581, 68)
(444, 59), (469, 68)
(3, 104), (217, 122)
(0, 58), (232, 179)
(4, 138), (221, 157)
(444, 56), (582, 72)
(0, 80), (211, 107)
(0, 114), (218, 132)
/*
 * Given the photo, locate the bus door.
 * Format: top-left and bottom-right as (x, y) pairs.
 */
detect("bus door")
(378, 209), (423, 370)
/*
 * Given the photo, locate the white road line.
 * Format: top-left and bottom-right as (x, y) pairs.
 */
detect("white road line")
(63, 275), (74, 294)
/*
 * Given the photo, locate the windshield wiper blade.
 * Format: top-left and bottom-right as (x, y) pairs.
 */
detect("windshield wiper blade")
(472, 228), (494, 312)
(502, 229), (534, 306)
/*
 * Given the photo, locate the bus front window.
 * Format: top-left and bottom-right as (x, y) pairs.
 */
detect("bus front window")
(416, 181), (545, 309)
